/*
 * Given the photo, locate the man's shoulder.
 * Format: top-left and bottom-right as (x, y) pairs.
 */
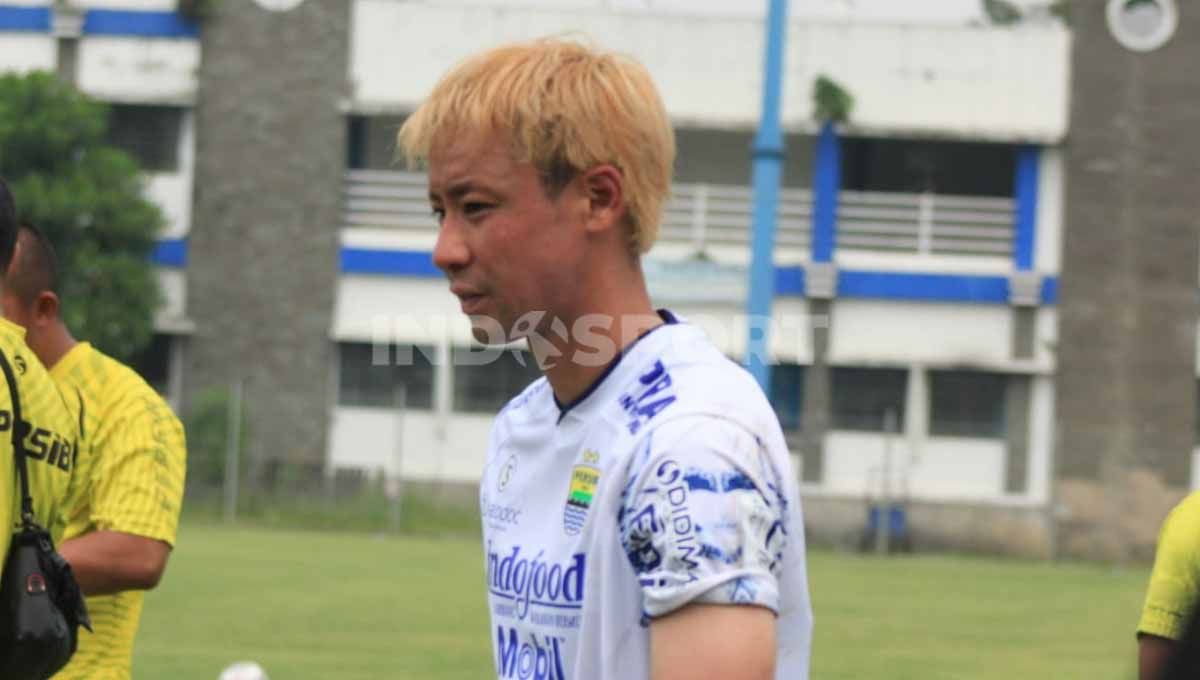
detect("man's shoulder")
(0, 338), (78, 431)
(1162, 491), (1200, 545)
(613, 328), (775, 436)
(74, 347), (180, 431)
(496, 376), (553, 422)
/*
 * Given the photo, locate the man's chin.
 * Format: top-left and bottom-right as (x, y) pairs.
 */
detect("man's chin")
(467, 314), (517, 346)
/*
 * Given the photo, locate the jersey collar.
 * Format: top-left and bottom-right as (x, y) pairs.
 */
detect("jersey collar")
(553, 309), (678, 424)
(0, 316), (25, 341)
(49, 342), (93, 380)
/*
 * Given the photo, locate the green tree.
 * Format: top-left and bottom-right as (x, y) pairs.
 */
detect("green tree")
(812, 75), (854, 126)
(0, 72), (163, 361)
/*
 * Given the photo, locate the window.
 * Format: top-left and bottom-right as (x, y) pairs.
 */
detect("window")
(929, 370), (1007, 439)
(453, 348), (542, 414)
(346, 115), (368, 170)
(345, 115), (407, 171)
(338, 342), (434, 409)
(107, 105), (184, 172)
(832, 367), (907, 432)
(770, 363), (805, 432)
(841, 137), (1016, 198)
(129, 333), (172, 396)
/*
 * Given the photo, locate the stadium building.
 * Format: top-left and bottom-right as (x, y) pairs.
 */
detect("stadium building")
(0, 0), (1195, 560)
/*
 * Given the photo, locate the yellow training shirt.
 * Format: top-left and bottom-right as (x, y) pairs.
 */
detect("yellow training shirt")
(51, 342), (187, 680)
(1139, 491), (1200, 640)
(0, 316), (81, 569)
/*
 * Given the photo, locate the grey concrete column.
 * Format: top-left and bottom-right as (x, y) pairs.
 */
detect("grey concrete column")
(187, 0), (349, 477)
(1011, 307), (1036, 360)
(1057, 3), (1200, 559)
(1004, 375), (1030, 495)
(800, 299), (831, 483)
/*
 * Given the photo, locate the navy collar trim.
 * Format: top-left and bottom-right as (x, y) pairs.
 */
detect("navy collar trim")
(553, 309), (678, 423)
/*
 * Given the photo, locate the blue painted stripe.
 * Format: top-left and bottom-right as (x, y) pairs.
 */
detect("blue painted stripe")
(0, 6), (50, 31)
(334, 249), (1063, 305)
(811, 121), (840, 263)
(1040, 276), (1058, 305)
(1013, 146), (1040, 271)
(838, 270), (1011, 304)
(774, 266), (805, 296)
(340, 248), (440, 277)
(151, 238), (187, 267)
(83, 9), (198, 38)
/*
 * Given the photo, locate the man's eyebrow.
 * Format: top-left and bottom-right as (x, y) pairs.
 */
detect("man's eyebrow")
(430, 181), (476, 204)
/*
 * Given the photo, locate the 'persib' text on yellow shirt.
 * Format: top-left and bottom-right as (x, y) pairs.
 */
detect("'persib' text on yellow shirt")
(0, 317), (81, 574)
(51, 342), (187, 680)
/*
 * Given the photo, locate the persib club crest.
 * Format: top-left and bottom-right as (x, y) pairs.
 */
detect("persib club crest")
(564, 451), (601, 536)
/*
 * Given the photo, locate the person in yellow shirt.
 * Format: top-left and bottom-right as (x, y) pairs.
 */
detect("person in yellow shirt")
(0, 223), (187, 680)
(1138, 491), (1200, 679)
(0, 183), (81, 577)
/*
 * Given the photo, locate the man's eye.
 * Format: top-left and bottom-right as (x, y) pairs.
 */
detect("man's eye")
(464, 202), (490, 216)
(431, 207), (446, 223)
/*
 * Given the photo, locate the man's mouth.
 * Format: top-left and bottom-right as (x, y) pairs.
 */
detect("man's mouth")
(457, 292), (488, 314)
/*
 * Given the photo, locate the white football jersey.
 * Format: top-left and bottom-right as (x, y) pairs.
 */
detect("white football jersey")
(480, 313), (812, 680)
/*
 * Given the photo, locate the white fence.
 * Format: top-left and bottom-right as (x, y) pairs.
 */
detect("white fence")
(343, 170), (1015, 258)
(838, 191), (1016, 257)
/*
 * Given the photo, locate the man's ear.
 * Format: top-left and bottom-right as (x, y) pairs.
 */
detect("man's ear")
(33, 291), (59, 327)
(580, 164), (626, 236)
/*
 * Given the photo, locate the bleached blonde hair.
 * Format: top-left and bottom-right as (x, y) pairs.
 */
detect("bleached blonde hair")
(397, 38), (675, 254)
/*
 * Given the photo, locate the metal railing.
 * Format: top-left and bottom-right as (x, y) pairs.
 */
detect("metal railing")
(838, 190), (1016, 257)
(343, 170), (1015, 258)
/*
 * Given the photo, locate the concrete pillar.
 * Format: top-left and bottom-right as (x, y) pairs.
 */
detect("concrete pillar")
(799, 299), (831, 483)
(1057, 2), (1200, 560)
(187, 0), (349, 480)
(1004, 375), (1031, 495)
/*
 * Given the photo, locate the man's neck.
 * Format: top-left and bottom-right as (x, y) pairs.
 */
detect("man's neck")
(532, 292), (663, 408)
(34, 322), (78, 370)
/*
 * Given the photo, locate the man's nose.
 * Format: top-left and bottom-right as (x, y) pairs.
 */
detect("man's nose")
(432, 217), (471, 273)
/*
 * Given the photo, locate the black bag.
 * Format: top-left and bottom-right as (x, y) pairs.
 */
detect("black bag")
(0, 349), (90, 679)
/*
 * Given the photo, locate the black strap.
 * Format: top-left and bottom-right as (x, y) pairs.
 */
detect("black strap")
(0, 349), (34, 528)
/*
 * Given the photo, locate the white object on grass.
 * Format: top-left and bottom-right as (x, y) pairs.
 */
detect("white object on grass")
(218, 661), (269, 680)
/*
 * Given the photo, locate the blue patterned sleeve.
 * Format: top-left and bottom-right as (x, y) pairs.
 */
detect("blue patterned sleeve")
(618, 415), (790, 619)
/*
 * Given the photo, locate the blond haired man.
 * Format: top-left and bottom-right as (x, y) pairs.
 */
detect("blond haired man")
(399, 39), (812, 680)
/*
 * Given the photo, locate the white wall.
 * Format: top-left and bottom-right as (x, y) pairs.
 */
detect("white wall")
(0, 35), (56, 74)
(334, 275), (468, 345)
(328, 407), (492, 483)
(834, 251), (1013, 275)
(417, 0), (1056, 24)
(1035, 147), (1064, 274)
(1034, 307), (1058, 368)
(829, 300), (1015, 368)
(350, 0), (1070, 142)
(1193, 448), (1200, 491)
(72, 0), (178, 8)
(334, 271), (813, 362)
(343, 226), (436, 254)
(155, 267), (192, 333)
(1026, 374), (1054, 503)
(146, 109), (195, 238)
(821, 430), (1006, 501)
(76, 37), (199, 104)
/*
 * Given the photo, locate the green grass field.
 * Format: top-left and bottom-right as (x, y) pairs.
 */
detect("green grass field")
(134, 523), (1149, 679)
